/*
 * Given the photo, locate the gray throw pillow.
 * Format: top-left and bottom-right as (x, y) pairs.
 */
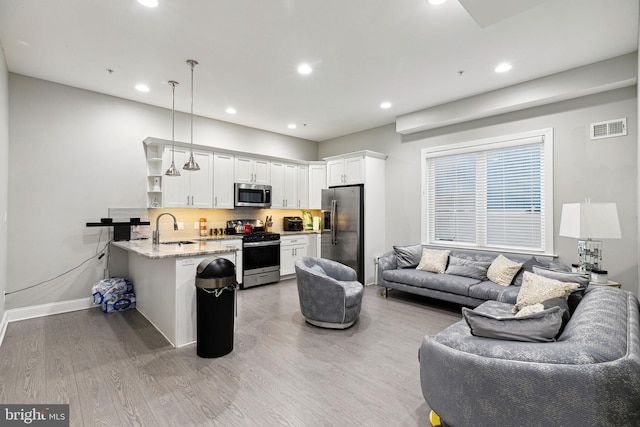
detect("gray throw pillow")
(393, 244), (423, 269)
(462, 305), (565, 343)
(445, 256), (491, 280)
(511, 256), (545, 286)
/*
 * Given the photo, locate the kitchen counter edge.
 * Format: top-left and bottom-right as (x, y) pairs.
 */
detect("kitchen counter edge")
(111, 240), (238, 260)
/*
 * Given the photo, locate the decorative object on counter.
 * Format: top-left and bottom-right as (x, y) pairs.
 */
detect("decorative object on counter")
(590, 269), (608, 284)
(86, 217), (151, 241)
(559, 199), (621, 272)
(265, 215), (273, 232)
(313, 216), (321, 231)
(165, 80), (181, 177)
(302, 211), (313, 230)
(183, 59), (200, 171)
(200, 217), (208, 236)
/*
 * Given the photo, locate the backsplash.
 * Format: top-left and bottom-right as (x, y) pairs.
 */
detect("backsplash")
(144, 207), (322, 240)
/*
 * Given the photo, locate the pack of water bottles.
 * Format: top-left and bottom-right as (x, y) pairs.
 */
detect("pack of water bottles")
(90, 277), (136, 313)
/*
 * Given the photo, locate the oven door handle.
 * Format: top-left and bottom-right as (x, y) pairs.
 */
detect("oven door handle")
(243, 241), (281, 248)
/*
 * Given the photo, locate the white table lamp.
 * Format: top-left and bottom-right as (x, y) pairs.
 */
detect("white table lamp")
(559, 201), (621, 272)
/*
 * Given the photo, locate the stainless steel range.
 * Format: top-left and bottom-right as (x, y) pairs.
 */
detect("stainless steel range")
(226, 219), (280, 289)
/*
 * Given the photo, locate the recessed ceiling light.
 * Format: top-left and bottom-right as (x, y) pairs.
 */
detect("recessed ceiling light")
(495, 63), (512, 73)
(288, 124), (297, 129)
(428, 0), (447, 5)
(226, 107), (237, 114)
(297, 64), (312, 75)
(135, 83), (150, 92)
(137, 0), (158, 8)
(380, 101), (392, 109)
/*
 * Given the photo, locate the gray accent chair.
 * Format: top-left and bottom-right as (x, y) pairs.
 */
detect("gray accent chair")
(294, 257), (364, 329)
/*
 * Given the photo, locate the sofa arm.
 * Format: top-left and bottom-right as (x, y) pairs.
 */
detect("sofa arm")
(376, 250), (397, 286)
(420, 336), (640, 426)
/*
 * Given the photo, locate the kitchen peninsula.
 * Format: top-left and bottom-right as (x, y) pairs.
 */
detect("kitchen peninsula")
(111, 239), (240, 348)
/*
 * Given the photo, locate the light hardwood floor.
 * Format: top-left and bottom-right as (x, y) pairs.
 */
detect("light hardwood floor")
(0, 279), (462, 427)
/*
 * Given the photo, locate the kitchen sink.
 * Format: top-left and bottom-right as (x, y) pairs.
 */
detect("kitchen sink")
(160, 240), (197, 245)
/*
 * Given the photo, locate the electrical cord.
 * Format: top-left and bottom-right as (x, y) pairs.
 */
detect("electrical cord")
(4, 237), (113, 296)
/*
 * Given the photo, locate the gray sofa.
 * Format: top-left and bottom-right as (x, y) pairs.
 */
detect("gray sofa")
(377, 246), (551, 307)
(419, 286), (640, 426)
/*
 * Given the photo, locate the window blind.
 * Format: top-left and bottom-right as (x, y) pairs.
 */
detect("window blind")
(425, 136), (546, 252)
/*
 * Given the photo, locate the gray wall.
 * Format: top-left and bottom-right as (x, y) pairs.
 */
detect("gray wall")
(0, 49), (8, 321)
(320, 87), (638, 294)
(7, 74), (318, 309)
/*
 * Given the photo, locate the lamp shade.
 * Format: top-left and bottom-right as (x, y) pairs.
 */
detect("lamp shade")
(559, 202), (621, 239)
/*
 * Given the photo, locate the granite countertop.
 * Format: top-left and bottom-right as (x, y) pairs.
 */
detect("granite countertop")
(280, 230), (322, 236)
(112, 239), (239, 259)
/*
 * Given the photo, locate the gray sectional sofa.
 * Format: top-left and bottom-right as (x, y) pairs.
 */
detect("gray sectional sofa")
(376, 245), (566, 307)
(419, 286), (640, 426)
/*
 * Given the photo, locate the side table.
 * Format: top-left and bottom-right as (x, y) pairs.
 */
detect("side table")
(589, 280), (621, 288)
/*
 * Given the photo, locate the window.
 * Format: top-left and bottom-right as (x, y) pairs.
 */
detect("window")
(422, 129), (554, 254)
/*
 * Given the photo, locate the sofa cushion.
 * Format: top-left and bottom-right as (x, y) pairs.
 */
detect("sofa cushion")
(382, 268), (479, 295)
(445, 256), (491, 280)
(513, 272), (579, 312)
(462, 304), (565, 342)
(487, 254), (523, 286)
(416, 248), (450, 274)
(468, 280), (510, 301)
(393, 244), (423, 269)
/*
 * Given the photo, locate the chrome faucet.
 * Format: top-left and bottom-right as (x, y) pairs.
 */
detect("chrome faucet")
(153, 213), (178, 245)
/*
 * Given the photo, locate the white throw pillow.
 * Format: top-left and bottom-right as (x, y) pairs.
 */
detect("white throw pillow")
(416, 248), (450, 274)
(487, 254), (523, 287)
(513, 272), (579, 313)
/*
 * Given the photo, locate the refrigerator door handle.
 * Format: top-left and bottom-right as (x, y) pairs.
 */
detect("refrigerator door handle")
(331, 199), (338, 245)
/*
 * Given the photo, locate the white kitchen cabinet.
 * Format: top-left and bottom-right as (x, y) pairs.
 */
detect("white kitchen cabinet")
(280, 235), (308, 276)
(235, 156), (270, 184)
(213, 152), (234, 209)
(297, 164), (309, 209)
(308, 162), (326, 209)
(327, 155), (365, 186)
(271, 162), (308, 209)
(162, 146), (213, 208)
(307, 233), (321, 257)
(219, 239), (243, 284)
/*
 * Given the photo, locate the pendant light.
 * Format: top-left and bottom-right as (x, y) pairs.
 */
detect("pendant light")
(165, 80), (181, 177)
(183, 59), (200, 171)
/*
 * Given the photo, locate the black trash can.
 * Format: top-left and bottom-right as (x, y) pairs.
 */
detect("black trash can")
(195, 257), (237, 358)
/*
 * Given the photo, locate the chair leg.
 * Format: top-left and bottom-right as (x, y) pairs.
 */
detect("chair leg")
(429, 410), (442, 427)
(380, 287), (388, 298)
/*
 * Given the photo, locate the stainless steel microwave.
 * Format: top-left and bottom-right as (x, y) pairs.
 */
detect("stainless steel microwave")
(235, 183), (272, 208)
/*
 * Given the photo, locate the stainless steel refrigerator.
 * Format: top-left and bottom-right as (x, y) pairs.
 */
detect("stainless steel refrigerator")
(321, 185), (364, 283)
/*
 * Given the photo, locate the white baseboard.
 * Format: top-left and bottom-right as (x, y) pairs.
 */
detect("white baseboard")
(0, 310), (7, 349)
(6, 297), (99, 323)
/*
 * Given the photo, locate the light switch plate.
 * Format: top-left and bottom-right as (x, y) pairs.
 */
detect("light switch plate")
(193, 222), (199, 230)
(177, 222), (184, 230)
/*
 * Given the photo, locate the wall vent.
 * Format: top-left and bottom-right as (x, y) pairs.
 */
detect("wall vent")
(590, 118), (627, 140)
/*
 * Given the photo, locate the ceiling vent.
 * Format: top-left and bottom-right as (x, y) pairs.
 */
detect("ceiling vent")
(590, 118), (627, 140)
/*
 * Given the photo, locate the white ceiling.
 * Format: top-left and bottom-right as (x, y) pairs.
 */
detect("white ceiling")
(0, 0), (638, 141)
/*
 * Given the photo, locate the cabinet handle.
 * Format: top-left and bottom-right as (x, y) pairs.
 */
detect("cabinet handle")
(214, 196), (217, 207)
(186, 196), (190, 205)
